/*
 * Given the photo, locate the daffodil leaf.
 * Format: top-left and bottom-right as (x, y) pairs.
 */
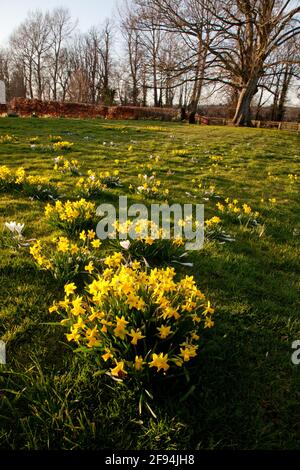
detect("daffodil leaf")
(145, 402), (157, 419)
(138, 393), (144, 416)
(93, 370), (107, 377)
(144, 388), (153, 400)
(179, 385), (196, 403)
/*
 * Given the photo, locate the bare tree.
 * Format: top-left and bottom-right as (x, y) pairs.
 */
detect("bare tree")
(99, 20), (115, 105)
(83, 28), (101, 103)
(120, 8), (144, 105)
(48, 8), (76, 101)
(267, 38), (300, 121)
(0, 48), (10, 93)
(136, 0), (300, 124)
(10, 22), (35, 98)
(3, 1), (299, 116)
(56, 47), (73, 101)
(10, 10), (52, 99)
(132, 0), (214, 118)
(201, 0), (300, 125)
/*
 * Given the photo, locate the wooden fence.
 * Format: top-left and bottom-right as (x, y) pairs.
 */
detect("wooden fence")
(198, 116), (300, 131)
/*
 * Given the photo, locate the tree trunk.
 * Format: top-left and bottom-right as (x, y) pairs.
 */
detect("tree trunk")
(187, 37), (206, 123)
(276, 65), (292, 122)
(142, 68), (147, 107)
(153, 67), (159, 107)
(232, 79), (259, 126)
(255, 87), (264, 121)
(132, 80), (139, 106)
(37, 57), (43, 100)
(180, 107), (187, 121)
(189, 111), (196, 124)
(28, 63), (34, 99)
(187, 79), (203, 123)
(52, 53), (59, 101)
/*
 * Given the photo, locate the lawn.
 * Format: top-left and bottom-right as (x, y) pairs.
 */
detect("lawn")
(0, 117), (299, 450)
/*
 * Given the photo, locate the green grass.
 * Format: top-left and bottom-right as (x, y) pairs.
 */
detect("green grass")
(0, 117), (299, 450)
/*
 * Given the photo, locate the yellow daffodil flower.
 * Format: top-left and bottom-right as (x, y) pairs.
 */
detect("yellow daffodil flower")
(64, 283), (77, 297)
(149, 353), (170, 372)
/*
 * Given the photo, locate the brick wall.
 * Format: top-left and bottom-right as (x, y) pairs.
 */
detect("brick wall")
(8, 98), (179, 121)
(9, 98), (108, 118)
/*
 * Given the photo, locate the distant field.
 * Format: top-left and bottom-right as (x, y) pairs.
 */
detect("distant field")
(0, 117), (299, 450)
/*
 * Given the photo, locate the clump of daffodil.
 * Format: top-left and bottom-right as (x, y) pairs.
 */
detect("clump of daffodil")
(0, 165), (23, 191)
(49, 259), (215, 382)
(209, 155), (223, 162)
(45, 199), (96, 236)
(0, 165), (58, 200)
(0, 134), (17, 144)
(48, 135), (63, 143)
(189, 179), (218, 200)
(53, 141), (74, 151)
(111, 219), (188, 266)
(206, 216), (222, 227)
(171, 149), (190, 157)
(54, 156), (81, 176)
(76, 171), (108, 199)
(144, 126), (166, 132)
(216, 197), (260, 228)
(287, 173), (298, 184)
(23, 175), (59, 201)
(76, 170), (122, 199)
(130, 173), (169, 200)
(192, 214), (234, 244)
(30, 230), (102, 283)
(98, 170), (121, 188)
(28, 136), (40, 144)
(204, 216), (225, 240)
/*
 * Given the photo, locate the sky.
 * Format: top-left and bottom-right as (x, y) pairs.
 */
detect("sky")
(0, 0), (120, 45)
(0, 0), (298, 105)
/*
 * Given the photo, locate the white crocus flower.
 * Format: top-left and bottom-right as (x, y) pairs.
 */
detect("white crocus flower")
(120, 240), (131, 250)
(15, 223), (25, 235)
(4, 221), (17, 233)
(4, 221), (25, 236)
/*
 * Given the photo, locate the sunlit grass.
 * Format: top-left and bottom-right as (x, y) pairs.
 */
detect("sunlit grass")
(0, 117), (299, 450)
